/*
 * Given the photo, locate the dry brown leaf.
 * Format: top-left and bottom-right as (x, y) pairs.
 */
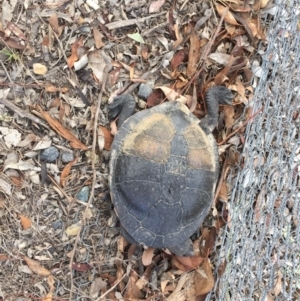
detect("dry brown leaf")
(194, 259), (214, 296)
(47, 275), (55, 291)
(187, 85), (197, 113)
(236, 80), (245, 97)
(0, 254), (9, 261)
(45, 83), (68, 93)
(72, 262), (93, 272)
(60, 158), (77, 187)
(146, 89), (164, 107)
(98, 126), (113, 150)
(88, 49), (112, 83)
(161, 280), (170, 292)
(156, 86), (187, 103)
(202, 227), (217, 255)
(49, 98), (61, 109)
(176, 255), (204, 271)
(48, 13), (64, 37)
(208, 53), (231, 66)
(171, 48), (188, 71)
(117, 236), (128, 253)
(23, 256), (51, 277)
(141, 45), (149, 60)
(6, 22), (27, 40)
(254, 187), (266, 223)
(260, 0), (270, 8)
(187, 25), (201, 78)
(215, 4), (239, 26)
(167, 273), (188, 301)
(214, 55), (238, 85)
(109, 67), (121, 86)
(168, 8), (176, 40)
(45, 276), (56, 300)
(33, 63), (47, 75)
(65, 223), (82, 236)
(10, 176), (23, 188)
(110, 119), (118, 136)
(67, 36), (84, 68)
(225, 23), (236, 35)
(265, 292), (275, 301)
(217, 260), (227, 278)
(42, 292), (52, 301)
(129, 62), (135, 81)
(92, 26), (105, 48)
(127, 244), (137, 260)
(0, 31), (26, 49)
(149, 0), (165, 13)
(136, 263), (153, 290)
(217, 180), (228, 202)
(124, 273), (143, 299)
(273, 271), (282, 296)
(19, 214), (32, 230)
(142, 247), (155, 266)
(38, 106), (88, 150)
(223, 105), (235, 128)
(114, 258), (125, 292)
(90, 277), (107, 298)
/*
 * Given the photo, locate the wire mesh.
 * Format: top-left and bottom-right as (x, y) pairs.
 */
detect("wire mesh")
(208, 1), (300, 300)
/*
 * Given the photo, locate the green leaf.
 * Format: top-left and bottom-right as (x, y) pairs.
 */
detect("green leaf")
(127, 33), (145, 43)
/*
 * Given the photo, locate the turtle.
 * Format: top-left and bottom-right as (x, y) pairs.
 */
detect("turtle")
(108, 86), (233, 256)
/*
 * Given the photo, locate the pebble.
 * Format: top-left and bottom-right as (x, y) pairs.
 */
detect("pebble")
(137, 84), (153, 100)
(138, 99), (147, 109)
(61, 151), (74, 163)
(76, 186), (90, 202)
(40, 146), (59, 162)
(52, 220), (62, 230)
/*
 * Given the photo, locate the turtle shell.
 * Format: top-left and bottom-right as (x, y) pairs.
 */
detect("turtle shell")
(109, 101), (219, 249)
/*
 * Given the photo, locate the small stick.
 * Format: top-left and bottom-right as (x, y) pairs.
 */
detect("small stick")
(106, 12), (165, 30)
(218, 106), (264, 145)
(181, 7), (229, 95)
(95, 274), (127, 300)
(214, 160), (230, 206)
(68, 67), (109, 301)
(0, 93), (48, 129)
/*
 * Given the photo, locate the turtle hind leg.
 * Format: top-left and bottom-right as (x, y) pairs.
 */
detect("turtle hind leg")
(168, 238), (194, 256)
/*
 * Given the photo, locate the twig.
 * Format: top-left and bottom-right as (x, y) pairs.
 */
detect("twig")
(95, 274), (126, 301)
(68, 67), (109, 301)
(214, 160), (230, 206)
(181, 6), (229, 95)
(121, 66), (160, 95)
(218, 106), (264, 145)
(143, 21), (168, 36)
(0, 60), (14, 85)
(106, 12), (165, 30)
(0, 90), (48, 129)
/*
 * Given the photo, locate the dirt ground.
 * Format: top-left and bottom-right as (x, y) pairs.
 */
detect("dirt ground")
(0, 0), (272, 300)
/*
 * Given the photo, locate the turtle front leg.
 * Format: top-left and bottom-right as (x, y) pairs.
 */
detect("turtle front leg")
(108, 94), (136, 127)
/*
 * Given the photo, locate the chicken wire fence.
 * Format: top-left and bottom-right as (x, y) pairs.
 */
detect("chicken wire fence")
(207, 1), (300, 300)
(62, 2), (300, 300)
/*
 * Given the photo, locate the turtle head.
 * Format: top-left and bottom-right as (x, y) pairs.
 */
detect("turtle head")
(108, 94), (136, 127)
(201, 86), (234, 132)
